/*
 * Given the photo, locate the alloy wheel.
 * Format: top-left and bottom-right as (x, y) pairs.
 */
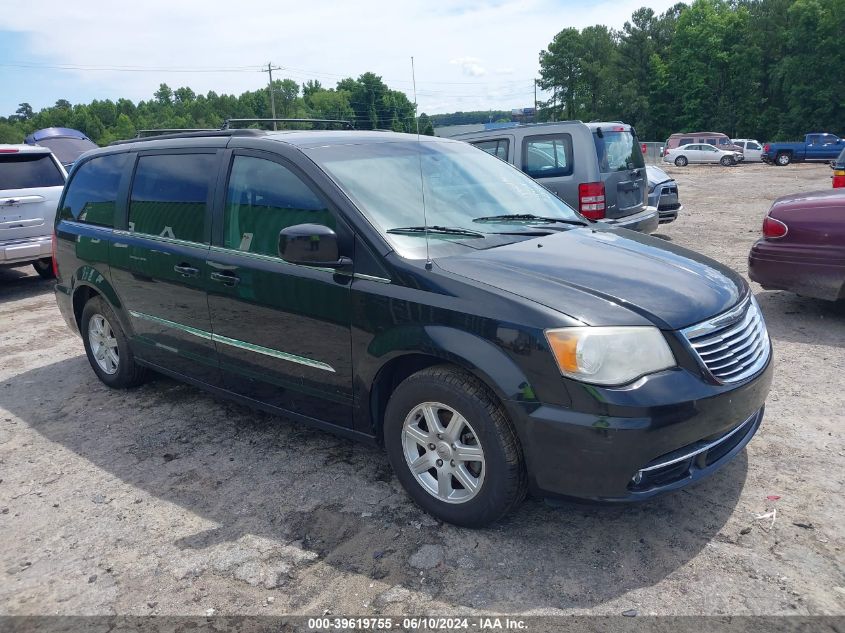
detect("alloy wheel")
(401, 402), (485, 504)
(88, 313), (120, 375)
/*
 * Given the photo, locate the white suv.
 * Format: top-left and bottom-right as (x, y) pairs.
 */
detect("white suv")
(0, 144), (67, 278)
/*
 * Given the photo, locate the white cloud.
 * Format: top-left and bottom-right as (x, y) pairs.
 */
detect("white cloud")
(449, 57), (487, 77)
(0, 0), (682, 114)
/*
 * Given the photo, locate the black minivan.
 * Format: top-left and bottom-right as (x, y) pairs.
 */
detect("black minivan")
(54, 129), (772, 527)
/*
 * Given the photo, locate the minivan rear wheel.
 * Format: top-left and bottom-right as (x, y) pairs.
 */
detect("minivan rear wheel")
(384, 365), (527, 527)
(81, 296), (148, 388)
(674, 156), (688, 167)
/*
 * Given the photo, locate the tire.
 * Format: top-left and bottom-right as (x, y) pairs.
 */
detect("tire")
(720, 156), (733, 166)
(81, 296), (148, 388)
(383, 365), (527, 528)
(776, 152), (791, 166)
(674, 156), (688, 167)
(32, 258), (55, 279)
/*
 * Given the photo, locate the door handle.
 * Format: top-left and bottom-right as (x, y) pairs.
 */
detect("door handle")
(174, 264), (199, 277)
(210, 271), (240, 286)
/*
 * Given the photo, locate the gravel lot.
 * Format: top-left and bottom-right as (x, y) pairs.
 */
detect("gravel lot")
(1, 162), (843, 617)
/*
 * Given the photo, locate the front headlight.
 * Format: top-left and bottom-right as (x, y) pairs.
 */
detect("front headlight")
(544, 326), (676, 386)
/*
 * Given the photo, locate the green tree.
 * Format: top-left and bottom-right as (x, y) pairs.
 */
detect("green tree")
(539, 28), (584, 120)
(418, 113), (435, 136)
(154, 83), (173, 105)
(14, 103), (33, 121)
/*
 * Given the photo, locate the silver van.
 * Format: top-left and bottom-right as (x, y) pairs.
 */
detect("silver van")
(454, 122), (658, 233)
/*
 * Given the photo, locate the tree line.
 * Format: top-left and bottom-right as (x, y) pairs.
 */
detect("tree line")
(537, 0), (845, 141)
(0, 72), (435, 145)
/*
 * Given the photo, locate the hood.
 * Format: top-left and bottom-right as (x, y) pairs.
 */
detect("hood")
(435, 227), (746, 330)
(645, 165), (672, 187)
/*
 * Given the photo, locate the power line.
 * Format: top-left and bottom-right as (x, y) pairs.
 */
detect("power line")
(0, 62), (259, 73)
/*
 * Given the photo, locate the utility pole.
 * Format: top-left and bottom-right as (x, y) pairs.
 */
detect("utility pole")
(264, 62), (283, 130)
(534, 79), (538, 121)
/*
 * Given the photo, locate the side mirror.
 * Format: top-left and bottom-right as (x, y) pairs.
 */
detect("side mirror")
(278, 224), (351, 268)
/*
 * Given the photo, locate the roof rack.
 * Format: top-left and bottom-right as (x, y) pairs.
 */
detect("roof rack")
(109, 129), (265, 146)
(108, 118), (356, 146)
(135, 128), (217, 138)
(449, 120), (584, 137)
(222, 118), (354, 130)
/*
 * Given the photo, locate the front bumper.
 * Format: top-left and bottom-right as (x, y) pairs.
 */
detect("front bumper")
(599, 206), (659, 234)
(0, 235), (52, 266)
(508, 356), (772, 501)
(648, 185), (682, 224)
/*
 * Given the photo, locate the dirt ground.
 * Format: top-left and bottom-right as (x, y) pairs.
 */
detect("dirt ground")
(0, 162), (843, 618)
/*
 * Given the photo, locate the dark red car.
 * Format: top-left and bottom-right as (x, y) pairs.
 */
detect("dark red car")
(749, 190), (845, 301)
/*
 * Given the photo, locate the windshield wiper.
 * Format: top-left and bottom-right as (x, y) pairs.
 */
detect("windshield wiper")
(386, 225), (485, 238)
(472, 213), (588, 226)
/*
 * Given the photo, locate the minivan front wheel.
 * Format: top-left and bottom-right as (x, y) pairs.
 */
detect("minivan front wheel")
(384, 366), (527, 527)
(674, 156), (688, 167)
(81, 296), (148, 388)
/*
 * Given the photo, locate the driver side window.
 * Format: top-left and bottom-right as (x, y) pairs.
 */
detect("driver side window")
(223, 155), (334, 258)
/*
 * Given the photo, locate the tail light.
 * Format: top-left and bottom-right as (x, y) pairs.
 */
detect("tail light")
(51, 229), (58, 277)
(579, 182), (606, 220)
(762, 216), (788, 239)
(664, 148), (670, 156)
(833, 169), (845, 188)
(763, 143), (770, 153)
(641, 143), (647, 155)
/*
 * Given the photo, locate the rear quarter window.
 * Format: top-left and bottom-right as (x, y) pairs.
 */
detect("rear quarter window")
(522, 134), (573, 178)
(0, 153), (64, 190)
(471, 139), (509, 161)
(60, 153), (129, 227)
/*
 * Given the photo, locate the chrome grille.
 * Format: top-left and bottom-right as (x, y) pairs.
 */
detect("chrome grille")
(682, 295), (770, 383)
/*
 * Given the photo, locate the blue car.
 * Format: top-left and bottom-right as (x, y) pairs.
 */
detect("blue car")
(24, 127), (98, 169)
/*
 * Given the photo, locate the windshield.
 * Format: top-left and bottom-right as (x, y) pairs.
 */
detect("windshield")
(37, 137), (98, 166)
(307, 139), (584, 259)
(593, 130), (644, 172)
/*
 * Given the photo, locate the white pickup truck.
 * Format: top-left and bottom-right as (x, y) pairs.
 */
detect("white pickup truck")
(0, 144), (67, 278)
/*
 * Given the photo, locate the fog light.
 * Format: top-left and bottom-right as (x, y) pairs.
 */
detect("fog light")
(632, 471), (643, 485)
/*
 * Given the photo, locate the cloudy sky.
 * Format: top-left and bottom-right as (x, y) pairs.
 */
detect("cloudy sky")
(0, 0), (679, 117)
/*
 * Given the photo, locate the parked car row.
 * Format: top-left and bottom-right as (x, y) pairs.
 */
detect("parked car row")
(662, 130), (844, 168)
